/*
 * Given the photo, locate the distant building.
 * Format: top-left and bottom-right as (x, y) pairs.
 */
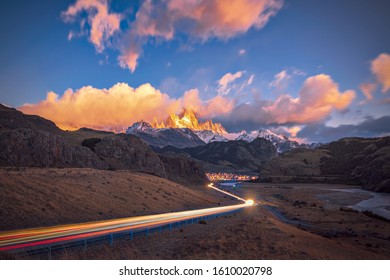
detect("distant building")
(205, 172), (259, 182)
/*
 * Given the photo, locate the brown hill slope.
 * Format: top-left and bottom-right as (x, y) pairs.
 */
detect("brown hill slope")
(260, 137), (390, 192)
(0, 168), (222, 231)
(158, 138), (278, 173)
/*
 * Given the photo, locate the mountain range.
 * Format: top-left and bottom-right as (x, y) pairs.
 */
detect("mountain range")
(126, 121), (205, 149)
(0, 104), (206, 184)
(1, 104), (388, 192)
(151, 108), (227, 134)
(232, 129), (321, 153)
(127, 109), (320, 152)
(157, 137), (278, 173)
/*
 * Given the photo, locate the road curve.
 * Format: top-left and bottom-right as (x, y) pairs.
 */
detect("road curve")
(0, 203), (250, 251)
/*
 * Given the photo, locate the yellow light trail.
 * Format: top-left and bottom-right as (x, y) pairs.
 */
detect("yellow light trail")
(207, 183), (251, 203)
(0, 203), (250, 251)
(0, 183), (258, 252)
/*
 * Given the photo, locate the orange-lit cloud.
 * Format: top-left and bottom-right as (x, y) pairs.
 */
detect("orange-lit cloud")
(161, 0), (283, 40)
(238, 49), (246, 55)
(18, 74), (355, 133)
(247, 75), (255, 86)
(217, 71), (245, 95)
(285, 126), (306, 143)
(19, 83), (233, 132)
(183, 89), (235, 118)
(264, 74), (355, 123)
(273, 125), (306, 143)
(221, 74), (356, 127)
(269, 69), (290, 89)
(285, 126), (301, 137)
(359, 83), (377, 101)
(62, 0), (121, 53)
(371, 53), (390, 92)
(63, 0), (283, 72)
(269, 68), (306, 91)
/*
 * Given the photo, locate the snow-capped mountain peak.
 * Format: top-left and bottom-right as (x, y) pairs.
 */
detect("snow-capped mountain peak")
(126, 116), (317, 152)
(126, 121), (205, 148)
(235, 131), (255, 142)
(225, 128), (307, 153)
(126, 121), (154, 133)
(257, 129), (286, 141)
(151, 108), (228, 135)
(194, 130), (228, 143)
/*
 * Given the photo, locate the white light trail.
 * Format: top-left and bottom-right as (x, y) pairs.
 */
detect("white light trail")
(207, 183), (248, 203)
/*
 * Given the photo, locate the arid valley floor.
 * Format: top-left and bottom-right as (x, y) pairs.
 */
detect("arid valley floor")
(1, 168), (389, 260)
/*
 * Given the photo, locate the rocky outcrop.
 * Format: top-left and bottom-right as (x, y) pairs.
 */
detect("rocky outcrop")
(93, 134), (167, 178)
(321, 137), (390, 192)
(0, 104), (62, 134)
(0, 128), (108, 169)
(159, 154), (207, 184)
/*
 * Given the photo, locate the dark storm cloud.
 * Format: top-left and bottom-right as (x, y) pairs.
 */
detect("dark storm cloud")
(297, 116), (390, 143)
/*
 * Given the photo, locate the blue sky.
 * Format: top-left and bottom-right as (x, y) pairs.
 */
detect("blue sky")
(1, 0), (389, 142)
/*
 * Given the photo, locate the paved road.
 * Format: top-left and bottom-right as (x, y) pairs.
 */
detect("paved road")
(0, 203), (251, 251)
(0, 183), (257, 251)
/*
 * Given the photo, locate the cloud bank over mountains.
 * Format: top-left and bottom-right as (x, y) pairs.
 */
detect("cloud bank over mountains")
(18, 51), (390, 141)
(19, 83), (234, 132)
(16, 1), (388, 142)
(19, 73), (356, 136)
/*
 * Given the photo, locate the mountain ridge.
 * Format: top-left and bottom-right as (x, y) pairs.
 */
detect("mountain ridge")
(0, 105), (206, 184)
(127, 116), (319, 152)
(156, 137), (278, 173)
(126, 121), (205, 149)
(151, 109), (228, 134)
(260, 136), (390, 192)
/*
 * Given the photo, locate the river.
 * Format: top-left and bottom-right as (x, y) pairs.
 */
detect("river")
(328, 188), (390, 220)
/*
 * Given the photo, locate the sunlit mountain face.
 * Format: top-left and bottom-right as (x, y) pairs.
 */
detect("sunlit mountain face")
(151, 109), (228, 135)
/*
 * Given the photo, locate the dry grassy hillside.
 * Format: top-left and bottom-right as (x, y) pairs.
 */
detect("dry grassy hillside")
(0, 168), (226, 231)
(260, 137), (390, 192)
(21, 183), (390, 260)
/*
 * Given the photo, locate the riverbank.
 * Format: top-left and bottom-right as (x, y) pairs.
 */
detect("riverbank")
(326, 188), (390, 220)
